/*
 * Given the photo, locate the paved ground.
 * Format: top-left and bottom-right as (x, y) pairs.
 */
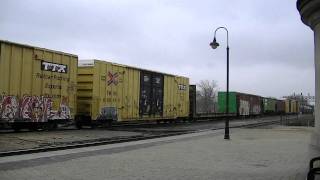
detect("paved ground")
(0, 125), (318, 180)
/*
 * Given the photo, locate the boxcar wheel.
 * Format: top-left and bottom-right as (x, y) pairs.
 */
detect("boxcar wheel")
(105, 120), (112, 128)
(108, 121), (112, 127)
(75, 116), (83, 129)
(76, 122), (82, 129)
(52, 122), (58, 129)
(189, 118), (197, 122)
(47, 122), (58, 130)
(12, 124), (21, 132)
(29, 126), (38, 131)
(91, 123), (97, 129)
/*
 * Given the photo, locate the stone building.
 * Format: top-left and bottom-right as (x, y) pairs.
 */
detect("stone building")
(297, 0), (320, 146)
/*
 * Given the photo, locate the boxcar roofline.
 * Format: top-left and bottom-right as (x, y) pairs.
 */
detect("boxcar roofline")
(220, 91), (262, 98)
(78, 59), (188, 78)
(224, 91), (280, 100)
(0, 39), (78, 58)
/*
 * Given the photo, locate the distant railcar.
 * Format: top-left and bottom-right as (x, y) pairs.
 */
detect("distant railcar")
(285, 99), (299, 114)
(189, 85), (196, 119)
(300, 104), (314, 114)
(285, 99), (291, 113)
(291, 100), (299, 114)
(263, 97), (277, 114)
(276, 100), (285, 114)
(76, 60), (189, 127)
(218, 92), (262, 116)
(0, 40), (78, 130)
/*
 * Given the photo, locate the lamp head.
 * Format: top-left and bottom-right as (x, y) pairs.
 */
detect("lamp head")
(210, 37), (219, 49)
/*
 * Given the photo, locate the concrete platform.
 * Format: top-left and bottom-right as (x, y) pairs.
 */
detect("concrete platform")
(0, 125), (318, 180)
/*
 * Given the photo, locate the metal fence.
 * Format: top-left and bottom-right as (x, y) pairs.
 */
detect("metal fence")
(280, 113), (314, 127)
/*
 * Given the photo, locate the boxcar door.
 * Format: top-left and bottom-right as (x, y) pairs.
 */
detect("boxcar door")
(151, 74), (163, 116)
(139, 71), (164, 117)
(139, 72), (152, 116)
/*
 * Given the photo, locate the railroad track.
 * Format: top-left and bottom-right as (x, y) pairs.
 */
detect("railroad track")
(0, 119), (280, 157)
(0, 117), (251, 134)
(0, 114), (298, 134)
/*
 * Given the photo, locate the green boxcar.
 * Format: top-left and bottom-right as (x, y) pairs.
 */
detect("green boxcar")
(263, 98), (277, 113)
(218, 92), (237, 113)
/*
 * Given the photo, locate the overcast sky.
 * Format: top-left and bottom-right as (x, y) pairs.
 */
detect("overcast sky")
(0, 0), (315, 98)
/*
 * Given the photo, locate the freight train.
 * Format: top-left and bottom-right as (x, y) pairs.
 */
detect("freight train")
(189, 91), (299, 120)
(0, 40), (301, 130)
(214, 92), (298, 116)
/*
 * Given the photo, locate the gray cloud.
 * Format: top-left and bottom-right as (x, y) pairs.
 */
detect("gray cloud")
(0, 0), (315, 98)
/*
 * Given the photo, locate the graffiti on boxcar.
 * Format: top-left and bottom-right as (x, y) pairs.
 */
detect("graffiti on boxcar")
(0, 94), (71, 122)
(49, 96), (71, 120)
(0, 95), (19, 120)
(239, 100), (249, 116)
(20, 96), (36, 120)
(20, 95), (53, 122)
(252, 105), (261, 115)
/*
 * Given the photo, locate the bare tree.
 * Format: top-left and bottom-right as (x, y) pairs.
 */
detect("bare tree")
(196, 80), (218, 113)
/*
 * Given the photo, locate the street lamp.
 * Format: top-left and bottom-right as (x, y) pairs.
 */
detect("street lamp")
(210, 26), (230, 140)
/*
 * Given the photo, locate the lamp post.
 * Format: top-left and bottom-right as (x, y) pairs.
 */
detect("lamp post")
(210, 27), (230, 140)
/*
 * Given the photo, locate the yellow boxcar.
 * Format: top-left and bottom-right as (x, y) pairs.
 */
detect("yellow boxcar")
(291, 100), (300, 113)
(285, 99), (300, 114)
(285, 99), (291, 113)
(76, 60), (189, 126)
(0, 40), (78, 129)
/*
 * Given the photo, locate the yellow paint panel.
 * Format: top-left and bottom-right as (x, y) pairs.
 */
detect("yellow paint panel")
(77, 59), (189, 122)
(290, 100), (298, 113)
(285, 99), (299, 113)
(285, 100), (290, 113)
(77, 60), (138, 120)
(163, 76), (189, 118)
(0, 40), (78, 122)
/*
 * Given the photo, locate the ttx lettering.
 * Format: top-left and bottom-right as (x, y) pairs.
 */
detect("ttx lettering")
(41, 61), (68, 73)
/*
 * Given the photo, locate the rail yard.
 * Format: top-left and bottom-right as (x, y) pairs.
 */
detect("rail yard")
(0, 1), (318, 179)
(0, 39), (314, 159)
(0, 40), (308, 131)
(0, 38), (314, 171)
